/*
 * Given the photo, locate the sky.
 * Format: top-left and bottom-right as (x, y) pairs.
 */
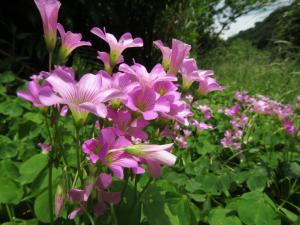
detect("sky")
(216, 0), (294, 39)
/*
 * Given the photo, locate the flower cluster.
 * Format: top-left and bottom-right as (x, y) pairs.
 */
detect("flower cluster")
(18, 0), (223, 220)
(219, 91), (299, 149)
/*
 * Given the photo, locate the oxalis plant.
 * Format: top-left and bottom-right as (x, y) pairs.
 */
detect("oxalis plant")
(16, 0), (223, 224)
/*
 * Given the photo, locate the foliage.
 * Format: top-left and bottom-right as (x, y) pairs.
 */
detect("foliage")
(202, 39), (300, 102)
(0, 0), (275, 77)
(232, 1), (300, 59)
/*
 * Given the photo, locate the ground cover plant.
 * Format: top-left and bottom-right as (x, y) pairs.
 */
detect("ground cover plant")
(0, 1), (300, 225)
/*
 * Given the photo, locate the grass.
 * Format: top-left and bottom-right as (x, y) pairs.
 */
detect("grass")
(202, 40), (300, 103)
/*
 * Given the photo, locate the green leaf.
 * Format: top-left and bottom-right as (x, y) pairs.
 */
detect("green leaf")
(1, 219), (39, 225)
(23, 112), (44, 124)
(0, 99), (23, 117)
(280, 207), (298, 222)
(0, 159), (20, 180)
(34, 191), (52, 223)
(188, 193), (206, 202)
(290, 162), (300, 177)
(143, 186), (197, 225)
(30, 168), (63, 200)
(246, 170), (267, 192)
(0, 175), (23, 204)
(208, 208), (243, 225)
(236, 192), (280, 225)
(0, 136), (18, 159)
(185, 179), (201, 193)
(197, 174), (220, 195)
(18, 154), (48, 185)
(0, 71), (16, 83)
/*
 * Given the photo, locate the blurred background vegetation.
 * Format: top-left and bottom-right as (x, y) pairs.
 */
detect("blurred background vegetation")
(0, 0), (299, 100)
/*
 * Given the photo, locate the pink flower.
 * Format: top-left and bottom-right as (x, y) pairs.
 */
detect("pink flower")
(179, 58), (199, 90)
(38, 143), (52, 154)
(94, 173), (121, 216)
(82, 128), (143, 179)
(162, 100), (192, 125)
(91, 27), (143, 65)
(68, 183), (94, 219)
(124, 144), (176, 177)
(97, 51), (124, 73)
(183, 129), (192, 137)
(193, 121), (213, 131)
(196, 76), (223, 95)
(108, 108), (149, 140)
(176, 136), (188, 149)
(185, 94), (193, 102)
(283, 119), (297, 134)
(17, 79), (51, 107)
(221, 130), (241, 149)
(119, 63), (176, 89)
(197, 105), (212, 119)
(55, 185), (64, 217)
(154, 39), (191, 74)
(57, 23), (91, 59)
(154, 81), (178, 97)
(224, 104), (240, 116)
(125, 87), (170, 120)
(153, 40), (172, 69)
(34, 0), (61, 51)
(39, 67), (123, 123)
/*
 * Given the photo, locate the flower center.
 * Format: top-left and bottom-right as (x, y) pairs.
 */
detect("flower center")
(136, 101), (147, 111)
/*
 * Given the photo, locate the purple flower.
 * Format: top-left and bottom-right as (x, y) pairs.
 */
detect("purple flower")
(91, 27), (143, 65)
(57, 23), (91, 59)
(39, 67), (123, 123)
(83, 128), (143, 179)
(153, 40), (172, 69)
(124, 144), (176, 177)
(162, 100), (192, 125)
(283, 119), (297, 134)
(154, 39), (191, 74)
(224, 104), (240, 116)
(119, 63), (176, 89)
(197, 105), (212, 119)
(68, 183), (94, 220)
(97, 51), (124, 74)
(176, 136), (188, 149)
(196, 76), (223, 95)
(179, 58), (199, 90)
(221, 130), (241, 149)
(55, 185), (64, 217)
(17, 79), (52, 108)
(230, 114), (249, 128)
(125, 87), (170, 120)
(192, 121), (213, 131)
(154, 81), (178, 97)
(94, 173), (121, 216)
(108, 108), (149, 140)
(34, 0), (61, 51)
(38, 143), (52, 154)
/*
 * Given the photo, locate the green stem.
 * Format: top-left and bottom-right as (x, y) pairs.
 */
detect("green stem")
(110, 204), (118, 225)
(133, 175), (138, 204)
(138, 178), (153, 201)
(120, 177), (129, 198)
(5, 204), (13, 221)
(82, 208), (95, 225)
(75, 127), (83, 185)
(49, 51), (53, 71)
(48, 157), (54, 225)
(44, 112), (54, 225)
